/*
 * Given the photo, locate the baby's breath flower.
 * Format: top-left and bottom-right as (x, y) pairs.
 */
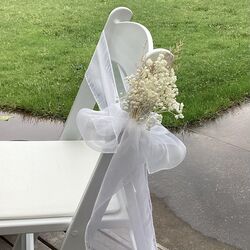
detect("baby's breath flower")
(121, 53), (184, 129)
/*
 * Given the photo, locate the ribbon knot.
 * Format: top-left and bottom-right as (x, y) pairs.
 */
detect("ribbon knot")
(77, 103), (186, 174)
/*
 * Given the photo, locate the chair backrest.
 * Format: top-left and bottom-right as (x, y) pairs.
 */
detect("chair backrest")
(59, 7), (155, 250)
(60, 7), (153, 140)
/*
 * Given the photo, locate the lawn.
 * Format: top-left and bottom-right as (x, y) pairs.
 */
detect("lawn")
(0, 0), (249, 128)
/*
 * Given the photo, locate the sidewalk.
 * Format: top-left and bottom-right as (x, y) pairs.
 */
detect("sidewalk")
(1, 103), (249, 249)
(150, 102), (250, 250)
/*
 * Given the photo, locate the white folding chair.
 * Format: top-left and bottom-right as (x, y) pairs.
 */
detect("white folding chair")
(0, 7), (169, 250)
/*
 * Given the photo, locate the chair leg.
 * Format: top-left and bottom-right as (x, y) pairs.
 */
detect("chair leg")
(61, 154), (113, 250)
(25, 234), (34, 250)
(13, 234), (26, 250)
(13, 234), (35, 250)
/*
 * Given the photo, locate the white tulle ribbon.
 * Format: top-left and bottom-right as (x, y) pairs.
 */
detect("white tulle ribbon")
(77, 103), (186, 250)
(77, 103), (186, 173)
(76, 32), (186, 250)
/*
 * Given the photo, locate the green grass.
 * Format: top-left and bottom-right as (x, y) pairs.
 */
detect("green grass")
(0, 0), (249, 127)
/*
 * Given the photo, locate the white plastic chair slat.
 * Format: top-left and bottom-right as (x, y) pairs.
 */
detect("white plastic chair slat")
(106, 21), (153, 75)
(0, 217), (71, 236)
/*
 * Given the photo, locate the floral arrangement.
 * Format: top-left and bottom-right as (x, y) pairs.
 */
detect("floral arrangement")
(121, 53), (184, 129)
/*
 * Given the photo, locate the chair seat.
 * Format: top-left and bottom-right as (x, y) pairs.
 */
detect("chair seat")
(0, 141), (120, 221)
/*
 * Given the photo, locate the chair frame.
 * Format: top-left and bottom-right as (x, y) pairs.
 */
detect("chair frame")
(0, 6), (170, 250)
(60, 7), (154, 250)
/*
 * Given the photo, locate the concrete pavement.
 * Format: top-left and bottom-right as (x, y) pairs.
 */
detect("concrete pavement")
(1, 103), (249, 249)
(150, 102), (250, 250)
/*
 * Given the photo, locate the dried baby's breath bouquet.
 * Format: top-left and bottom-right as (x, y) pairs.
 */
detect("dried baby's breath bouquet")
(121, 53), (184, 129)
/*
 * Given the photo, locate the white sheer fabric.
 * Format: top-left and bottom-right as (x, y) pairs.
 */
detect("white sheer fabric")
(76, 32), (186, 250)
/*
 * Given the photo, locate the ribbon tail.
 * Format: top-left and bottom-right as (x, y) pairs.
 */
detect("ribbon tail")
(143, 125), (186, 174)
(85, 121), (157, 250)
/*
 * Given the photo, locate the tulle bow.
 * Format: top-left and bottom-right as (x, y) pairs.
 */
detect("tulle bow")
(76, 32), (186, 250)
(77, 103), (186, 174)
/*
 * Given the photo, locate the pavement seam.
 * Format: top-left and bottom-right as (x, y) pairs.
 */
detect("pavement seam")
(157, 243), (170, 250)
(189, 129), (250, 153)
